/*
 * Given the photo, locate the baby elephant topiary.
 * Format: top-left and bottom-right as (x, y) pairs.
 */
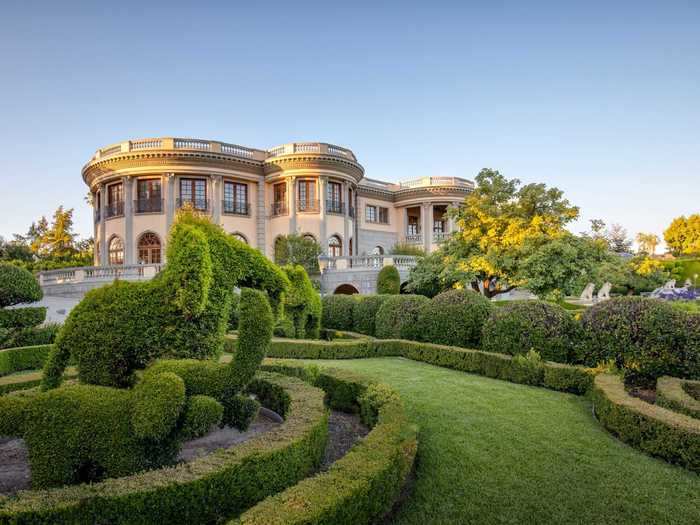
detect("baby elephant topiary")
(0, 372), (222, 488)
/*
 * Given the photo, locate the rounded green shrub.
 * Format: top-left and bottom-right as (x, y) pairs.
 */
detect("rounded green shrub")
(481, 300), (578, 362)
(132, 372), (186, 440)
(375, 295), (429, 340)
(353, 294), (390, 336)
(321, 294), (356, 331)
(0, 263), (43, 307)
(274, 317), (296, 338)
(181, 394), (224, 439)
(0, 307), (46, 329)
(281, 265), (321, 339)
(417, 289), (492, 348)
(581, 297), (698, 386)
(376, 265), (400, 295)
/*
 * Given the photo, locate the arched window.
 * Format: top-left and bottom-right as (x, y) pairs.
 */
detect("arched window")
(231, 232), (248, 244)
(328, 235), (342, 257)
(302, 233), (317, 243)
(137, 232), (161, 264)
(372, 245), (384, 255)
(108, 236), (124, 266)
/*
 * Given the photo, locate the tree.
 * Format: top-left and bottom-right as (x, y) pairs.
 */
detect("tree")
(664, 214), (700, 256)
(635, 232), (660, 255)
(377, 265), (400, 294)
(273, 234), (322, 275)
(405, 252), (453, 297)
(607, 223), (633, 254)
(446, 168), (579, 298)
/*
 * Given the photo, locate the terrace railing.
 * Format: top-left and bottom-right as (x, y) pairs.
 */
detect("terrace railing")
(39, 264), (163, 286)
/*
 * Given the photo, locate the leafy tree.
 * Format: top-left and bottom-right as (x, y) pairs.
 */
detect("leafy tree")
(405, 252), (453, 298)
(635, 232), (660, 255)
(606, 223), (633, 254)
(273, 233), (322, 275)
(445, 168), (579, 298)
(664, 214), (700, 256)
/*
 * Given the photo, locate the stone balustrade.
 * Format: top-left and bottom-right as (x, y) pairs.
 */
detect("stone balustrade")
(319, 255), (419, 272)
(39, 264), (163, 286)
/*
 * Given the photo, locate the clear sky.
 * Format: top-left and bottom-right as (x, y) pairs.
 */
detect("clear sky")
(1, 1), (698, 248)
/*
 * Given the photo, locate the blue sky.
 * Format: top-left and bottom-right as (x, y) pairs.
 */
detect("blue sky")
(1, 1), (698, 248)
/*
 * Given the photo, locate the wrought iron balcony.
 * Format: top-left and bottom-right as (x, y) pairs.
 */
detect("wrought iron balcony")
(222, 200), (249, 216)
(326, 199), (344, 215)
(176, 198), (209, 212)
(271, 202), (288, 216)
(297, 199), (320, 213)
(105, 201), (124, 219)
(134, 198), (163, 214)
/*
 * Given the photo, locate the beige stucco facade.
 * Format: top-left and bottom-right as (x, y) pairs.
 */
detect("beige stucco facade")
(82, 138), (472, 266)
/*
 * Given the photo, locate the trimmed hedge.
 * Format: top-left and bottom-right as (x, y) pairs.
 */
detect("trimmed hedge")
(321, 295), (355, 331)
(0, 344), (53, 376)
(418, 289), (492, 348)
(656, 376), (700, 419)
(481, 300), (579, 363)
(375, 294), (429, 341)
(0, 372), (328, 523)
(281, 265), (321, 339)
(376, 265), (400, 295)
(0, 322), (60, 349)
(591, 373), (700, 471)
(263, 338), (593, 395)
(0, 307), (46, 329)
(352, 294), (390, 336)
(237, 361), (417, 525)
(0, 368), (78, 395)
(581, 297), (699, 386)
(0, 263), (43, 307)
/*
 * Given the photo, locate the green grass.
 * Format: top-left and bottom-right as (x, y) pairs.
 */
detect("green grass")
(301, 357), (699, 525)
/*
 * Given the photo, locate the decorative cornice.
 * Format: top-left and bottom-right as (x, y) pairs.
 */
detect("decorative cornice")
(263, 154), (364, 182)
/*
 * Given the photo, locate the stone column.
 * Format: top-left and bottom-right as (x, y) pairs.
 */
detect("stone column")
(99, 182), (107, 266)
(288, 176), (297, 234)
(319, 176), (327, 254)
(354, 186), (359, 255)
(447, 203), (457, 234)
(165, 173), (176, 232)
(423, 202), (433, 253)
(256, 178), (266, 255)
(123, 177), (134, 264)
(342, 181), (350, 256)
(212, 175), (222, 224)
(404, 207), (409, 243)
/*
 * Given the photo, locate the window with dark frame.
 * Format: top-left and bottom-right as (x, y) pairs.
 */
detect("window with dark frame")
(378, 207), (389, 224)
(224, 181), (248, 215)
(106, 183), (124, 217)
(365, 205), (377, 223)
(273, 182), (287, 215)
(407, 215), (420, 235)
(136, 179), (162, 213)
(298, 179), (316, 211)
(179, 178), (207, 210)
(328, 181), (342, 213)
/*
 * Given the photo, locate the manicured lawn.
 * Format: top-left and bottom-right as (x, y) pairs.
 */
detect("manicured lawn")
(301, 357), (699, 525)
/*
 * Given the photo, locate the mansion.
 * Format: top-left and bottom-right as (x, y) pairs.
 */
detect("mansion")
(84, 137), (473, 266)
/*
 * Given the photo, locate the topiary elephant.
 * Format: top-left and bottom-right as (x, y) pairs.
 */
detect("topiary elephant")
(41, 211), (289, 390)
(0, 371), (223, 488)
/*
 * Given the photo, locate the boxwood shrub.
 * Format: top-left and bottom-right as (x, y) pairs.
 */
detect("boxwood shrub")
(0, 307), (46, 329)
(1, 322), (60, 349)
(241, 362), (417, 525)
(0, 344), (53, 376)
(376, 265), (400, 294)
(352, 294), (390, 336)
(0, 263), (43, 307)
(375, 294), (429, 340)
(656, 376), (700, 419)
(418, 289), (492, 348)
(321, 294), (355, 331)
(481, 300), (579, 363)
(0, 373), (328, 523)
(591, 373), (700, 471)
(581, 297), (699, 386)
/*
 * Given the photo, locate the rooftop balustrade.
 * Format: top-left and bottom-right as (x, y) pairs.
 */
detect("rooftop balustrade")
(319, 255), (420, 272)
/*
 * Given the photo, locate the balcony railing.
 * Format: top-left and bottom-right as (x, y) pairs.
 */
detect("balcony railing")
(433, 231), (449, 243)
(177, 198), (209, 212)
(319, 255), (420, 272)
(297, 199), (320, 213)
(105, 201), (124, 219)
(404, 233), (423, 244)
(326, 199), (344, 215)
(222, 201), (249, 216)
(39, 264), (163, 286)
(271, 202), (288, 217)
(134, 198), (163, 214)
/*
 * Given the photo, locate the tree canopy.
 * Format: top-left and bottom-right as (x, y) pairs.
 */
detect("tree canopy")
(664, 214), (700, 256)
(273, 233), (322, 276)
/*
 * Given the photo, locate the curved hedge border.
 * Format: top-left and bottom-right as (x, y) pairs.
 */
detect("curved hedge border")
(591, 374), (700, 472)
(0, 367), (78, 395)
(264, 338), (593, 395)
(656, 376), (700, 419)
(0, 345), (53, 377)
(0, 372), (328, 524)
(233, 361), (417, 525)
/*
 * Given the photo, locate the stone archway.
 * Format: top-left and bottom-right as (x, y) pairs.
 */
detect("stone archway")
(334, 283), (359, 295)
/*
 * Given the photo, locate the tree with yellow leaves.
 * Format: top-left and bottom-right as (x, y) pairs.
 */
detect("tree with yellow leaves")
(664, 214), (700, 256)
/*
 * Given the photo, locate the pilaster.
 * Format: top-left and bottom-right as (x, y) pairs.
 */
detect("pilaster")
(288, 176), (297, 234)
(342, 181), (350, 256)
(123, 177), (134, 264)
(319, 176), (327, 253)
(257, 178), (266, 254)
(99, 182), (107, 266)
(212, 175), (222, 224)
(165, 173), (176, 233)
(423, 202), (432, 253)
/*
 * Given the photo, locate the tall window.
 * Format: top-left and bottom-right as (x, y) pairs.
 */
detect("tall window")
(378, 207), (389, 224)
(136, 179), (162, 213)
(273, 182), (287, 215)
(224, 181), (248, 215)
(328, 235), (342, 257)
(108, 236), (124, 265)
(231, 232), (248, 244)
(106, 183), (124, 218)
(327, 181), (342, 213)
(179, 179), (207, 211)
(298, 180), (317, 211)
(137, 232), (161, 264)
(433, 218), (445, 233)
(407, 216), (420, 235)
(365, 205), (377, 223)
